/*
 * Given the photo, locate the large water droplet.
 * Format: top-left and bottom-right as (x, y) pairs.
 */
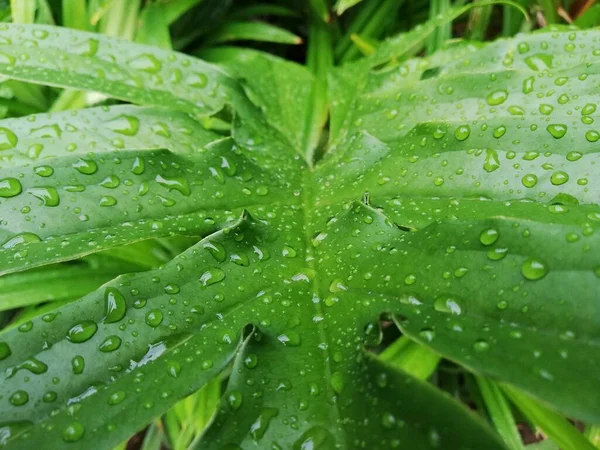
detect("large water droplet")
(67, 321), (98, 343)
(155, 174), (190, 196)
(99, 336), (122, 352)
(479, 227), (499, 246)
(546, 124), (567, 139)
(28, 187), (60, 206)
(62, 422), (85, 442)
(145, 309), (163, 328)
(73, 158), (98, 174)
(203, 241), (227, 262)
(128, 54), (162, 73)
(486, 89), (508, 106)
(107, 114), (140, 136)
(104, 287), (127, 323)
(199, 267), (225, 286)
(0, 127), (18, 150)
(249, 408), (278, 441)
(521, 258), (548, 281)
(0, 177), (22, 198)
(433, 295), (462, 315)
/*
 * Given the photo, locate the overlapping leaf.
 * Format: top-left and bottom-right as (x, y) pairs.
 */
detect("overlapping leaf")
(0, 24), (599, 450)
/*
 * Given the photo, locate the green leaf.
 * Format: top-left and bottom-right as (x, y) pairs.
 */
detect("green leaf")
(334, 0), (364, 15)
(62, 0), (89, 31)
(0, 24), (235, 116)
(1, 23), (600, 450)
(205, 21), (302, 45)
(10, 0), (35, 24)
(477, 377), (524, 450)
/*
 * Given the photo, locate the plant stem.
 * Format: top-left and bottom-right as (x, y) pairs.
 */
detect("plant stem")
(380, 336), (441, 380)
(476, 376), (524, 450)
(304, 13), (333, 165)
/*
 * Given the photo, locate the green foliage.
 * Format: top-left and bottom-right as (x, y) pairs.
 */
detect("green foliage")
(0, 1), (599, 449)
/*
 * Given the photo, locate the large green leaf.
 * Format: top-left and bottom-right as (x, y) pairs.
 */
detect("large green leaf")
(0, 24), (599, 450)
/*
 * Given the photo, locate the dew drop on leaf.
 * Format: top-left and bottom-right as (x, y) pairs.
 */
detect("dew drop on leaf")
(0, 177), (22, 198)
(62, 422), (85, 442)
(67, 321), (98, 343)
(199, 267), (225, 286)
(104, 287), (127, 323)
(546, 124), (567, 139)
(99, 336), (122, 352)
(521, 258), (548, 280)
(479, 227), (499, 246)
(145, 310), (163, 328)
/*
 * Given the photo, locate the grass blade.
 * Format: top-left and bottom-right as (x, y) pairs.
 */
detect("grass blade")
(502, 385), (596, 450)
(476, 377), (524, 450)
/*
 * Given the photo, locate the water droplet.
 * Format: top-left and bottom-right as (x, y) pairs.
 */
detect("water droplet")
(1, 232), (41, 249)
(0, 342), (11, 360)
(187, 72), (208, 88)
(99, 195), (117, 207)
(277, 330), (301, 346)
(483, 149), (500, 173)
(244, 353), (258, 369)
(145, 310), (163, 328)
(203, 241), (227, 262)
(546, 124), (567, 139)
(522, 174), (538, 188)
(199, 267), (225, 286)
(0, 177), (22, 198)
(99, 336), (122, 352)
(167, 361), (181, 378)
(128, 54), (162, 73)
(473, 339), (490, 352)
(454, 125), (471, 141)
(585, 130), (600, 142)
(282, 245), (297, 258)
(479, 227), (499, 246)
(67, 321), (98, 343)
(34, 165), (54, 177)
(72, 356), (85, 374)
(419, 328), (436, 342)
(155, 174), (190, 196)
(28, 187), (60, 206)
(108, 390), (126, 405)
(131, 156), (145, 175)
(550, 171), (569, 186)
(249, 408), (278, 441)
(107, 114), (140, 136)
(9, 390), (29, 406)
(524, 53), (553, 71)
(0, 127), (18, 150)
(433, 296), (462, 315)
(521, 258), (548, 281)
(104, 287), (127, 323)
(227, 390), (243, 410)
(328, 279), (348, 293)
(330, 371), (345, 394)
(230, 252), (250, 266)
(486, 89), (508, 106)
(99, 175), (120, 189)
(73, 158), (97, 174)
(62, 422), (85, 442)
